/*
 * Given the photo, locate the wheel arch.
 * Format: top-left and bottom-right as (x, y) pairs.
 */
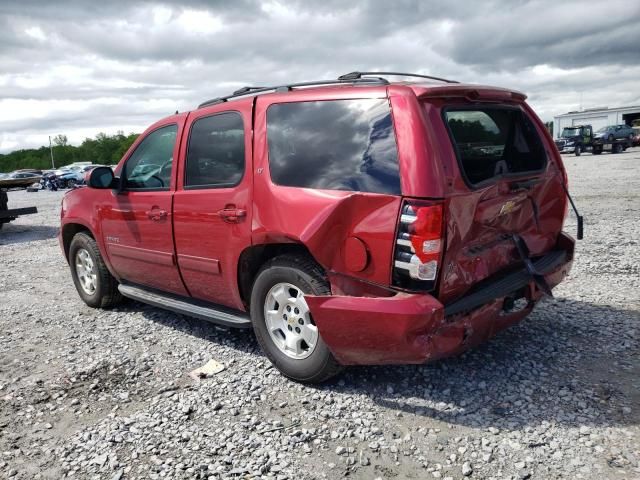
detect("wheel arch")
(61, 222), (95, 261)
(237, 242), (323, 311)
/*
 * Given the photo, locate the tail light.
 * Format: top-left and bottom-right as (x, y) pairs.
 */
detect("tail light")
(392, 201), (444, 291)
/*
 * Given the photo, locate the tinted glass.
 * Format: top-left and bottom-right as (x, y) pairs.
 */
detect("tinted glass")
(124, 125), (177, 189)
(444, 108), (546, 186)
(267, 99), (401, 195)
(185, 113), (245, 188)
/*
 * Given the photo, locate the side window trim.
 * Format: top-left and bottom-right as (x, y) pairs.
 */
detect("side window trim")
(183, 111), (245, 190)
(122, 123), (178, 192)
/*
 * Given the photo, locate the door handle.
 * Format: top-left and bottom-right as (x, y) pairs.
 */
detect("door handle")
(217, 206), (247, 223)
(146, 208), (168, 221)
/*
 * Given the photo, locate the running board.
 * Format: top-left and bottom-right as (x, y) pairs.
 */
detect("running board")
(118, 284), (251, 328)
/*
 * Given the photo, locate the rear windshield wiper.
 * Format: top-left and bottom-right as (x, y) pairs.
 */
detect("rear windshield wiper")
(561, 182), (584, 240)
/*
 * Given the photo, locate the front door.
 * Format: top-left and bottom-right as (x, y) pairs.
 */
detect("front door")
(101, 118), (188, 296)
(172, 101), (253, 309)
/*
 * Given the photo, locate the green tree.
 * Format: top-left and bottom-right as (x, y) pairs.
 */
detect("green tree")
(0, 131), (140, 173)
(52, 134), (68, 147)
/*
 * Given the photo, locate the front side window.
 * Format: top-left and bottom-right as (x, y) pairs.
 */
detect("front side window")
(185, 112), (245, 188)
(124, 124), (177, 190)
(444, 108), (546, 186)
(266, 99), (401, 195)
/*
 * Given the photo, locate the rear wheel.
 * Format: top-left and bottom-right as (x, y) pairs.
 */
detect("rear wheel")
(69, 232), (122, 308)
(250, 255), (342, 383)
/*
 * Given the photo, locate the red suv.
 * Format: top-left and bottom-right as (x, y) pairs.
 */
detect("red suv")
(60, 72), (576, 382)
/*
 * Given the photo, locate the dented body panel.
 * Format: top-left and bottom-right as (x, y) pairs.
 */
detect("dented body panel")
(307, 233), (574, 365)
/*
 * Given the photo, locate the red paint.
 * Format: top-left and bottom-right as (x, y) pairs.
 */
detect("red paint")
(343, 236), (368, 272)
(172, 99), (254, 308)
(60, 79), (575, 366)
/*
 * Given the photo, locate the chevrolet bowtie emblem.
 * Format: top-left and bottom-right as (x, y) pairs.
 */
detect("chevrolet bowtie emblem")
(499, 200), (517, 216)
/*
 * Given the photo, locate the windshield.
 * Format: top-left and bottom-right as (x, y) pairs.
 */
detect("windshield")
(597, 126), (610, 133)
(561, 128), (581, 137)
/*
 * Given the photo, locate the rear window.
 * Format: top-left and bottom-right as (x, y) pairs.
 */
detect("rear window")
(444, 108), (546, 186)
(267, 99), (401, 195)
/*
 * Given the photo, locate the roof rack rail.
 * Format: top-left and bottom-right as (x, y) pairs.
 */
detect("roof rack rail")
(198, 77), (389, 109)
(338, 71), (459, 84)
(232, 86), (267, 95)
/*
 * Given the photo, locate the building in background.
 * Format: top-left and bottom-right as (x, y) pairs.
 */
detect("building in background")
(553, 105), (640, 139)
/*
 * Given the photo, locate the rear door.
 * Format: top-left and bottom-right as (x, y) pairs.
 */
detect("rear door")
(172, 100), (253, 310)
(101, 118), (188, 296)
(431, 103), (567, 303)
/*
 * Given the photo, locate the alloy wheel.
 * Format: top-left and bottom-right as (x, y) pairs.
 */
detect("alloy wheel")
(264, 282), (318, 359)
(75, 248), (97, 295)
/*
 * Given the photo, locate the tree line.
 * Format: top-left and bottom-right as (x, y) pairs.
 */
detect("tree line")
(0, 131), (139, 173)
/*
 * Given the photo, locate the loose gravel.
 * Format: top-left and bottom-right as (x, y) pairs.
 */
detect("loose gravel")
(1, 148), (638, 480)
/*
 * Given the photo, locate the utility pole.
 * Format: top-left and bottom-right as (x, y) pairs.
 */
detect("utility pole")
(49, 136), (55, 169)
(579, 91), (583, 112)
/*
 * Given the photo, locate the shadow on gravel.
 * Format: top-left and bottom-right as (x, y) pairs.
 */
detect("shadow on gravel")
(124, 301), (259, 354)
(336, 298), (639, 430)
(0, 224), (59, 245)
(121, 297), (638, 431)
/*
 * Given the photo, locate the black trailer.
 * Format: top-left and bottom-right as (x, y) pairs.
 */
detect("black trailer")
(0, 189), (37, 230)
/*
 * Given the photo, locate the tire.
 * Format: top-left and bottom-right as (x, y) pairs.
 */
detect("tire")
(250, 254), (342, 383)
(69, 232), (122, 308)
(67, 178), (77, 188)
(574, 144), (581, 156)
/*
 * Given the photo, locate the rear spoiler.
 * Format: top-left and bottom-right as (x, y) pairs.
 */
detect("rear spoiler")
(419, 86), (527, 103)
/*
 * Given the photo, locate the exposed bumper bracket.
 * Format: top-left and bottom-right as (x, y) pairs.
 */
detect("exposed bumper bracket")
(444, 248), (568, 317)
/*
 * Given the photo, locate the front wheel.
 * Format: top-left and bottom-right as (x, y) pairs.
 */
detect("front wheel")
(69, 232), (122, 308)
(250, 255), (342, 383)
(574, 144), (581, 156)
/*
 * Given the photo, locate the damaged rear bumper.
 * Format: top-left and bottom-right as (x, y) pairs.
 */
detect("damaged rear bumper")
(306, 233), (575, 365)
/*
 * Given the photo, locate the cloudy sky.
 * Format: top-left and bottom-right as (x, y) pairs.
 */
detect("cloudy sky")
(1, 0), (639, 153)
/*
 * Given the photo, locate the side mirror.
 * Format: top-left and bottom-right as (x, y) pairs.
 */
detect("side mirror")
(87, 166), (117, 189)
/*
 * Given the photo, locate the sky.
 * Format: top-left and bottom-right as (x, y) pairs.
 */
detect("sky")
(1, 0), (639, 153)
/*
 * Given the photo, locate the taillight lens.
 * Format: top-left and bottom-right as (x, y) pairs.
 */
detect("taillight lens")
(393, 201), (444, 290)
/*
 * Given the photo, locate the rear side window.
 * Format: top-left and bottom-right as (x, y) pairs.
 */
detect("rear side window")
(185, 112), (245, 188)
(444, 108), (546, 186)
(267, 99), (401, 195)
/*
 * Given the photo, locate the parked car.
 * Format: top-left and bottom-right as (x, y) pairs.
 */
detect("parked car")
(48, 165), (101, 188)
(59, 72), (577, 382)
(57, 169), (84, 188)
(0, 171), (42, 189)
(593, 124), (634, 142)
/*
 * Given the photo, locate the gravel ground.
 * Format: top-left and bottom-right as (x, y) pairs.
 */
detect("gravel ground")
(1, 148), (638, 480)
